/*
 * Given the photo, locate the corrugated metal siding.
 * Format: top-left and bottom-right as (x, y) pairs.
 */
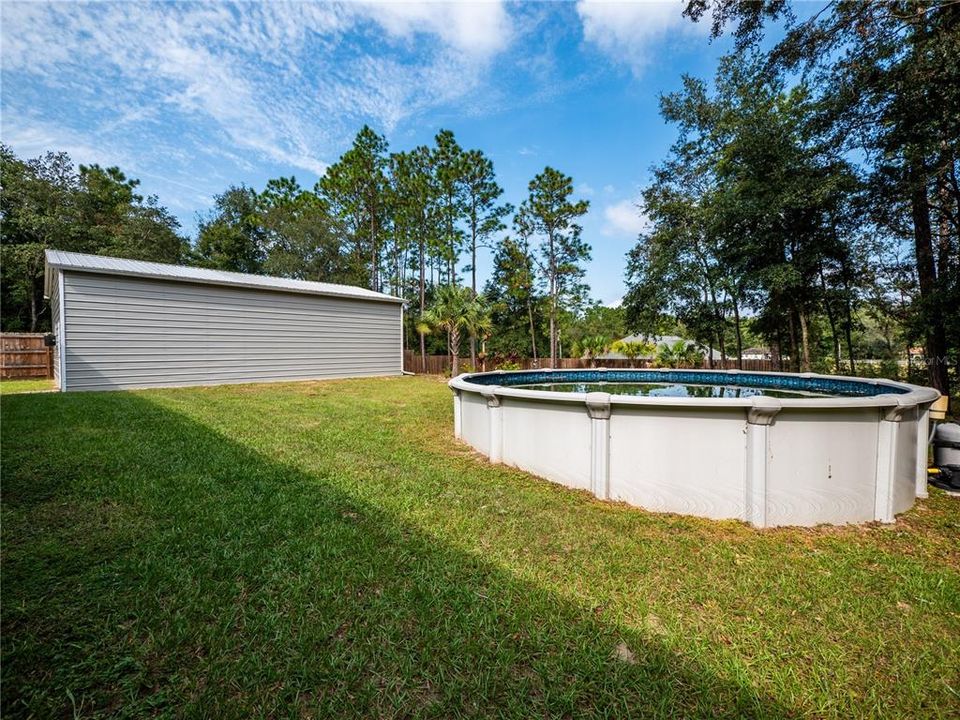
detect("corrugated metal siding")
(62, 271), (402, 391)
(50, 277), (61, 387)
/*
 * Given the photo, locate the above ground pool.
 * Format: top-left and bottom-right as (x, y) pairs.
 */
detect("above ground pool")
(449, 368), (941, 527)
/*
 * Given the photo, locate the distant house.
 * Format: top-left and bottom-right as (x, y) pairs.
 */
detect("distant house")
(742, 347), (772, 361)
(599, 334), (723, 362)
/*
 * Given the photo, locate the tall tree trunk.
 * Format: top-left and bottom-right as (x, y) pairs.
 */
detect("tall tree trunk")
(937, 147), (956, 273)
(527, 297), (538, 363)
(369, 208), (377, 292)
(788, 312), (799, 372)
(731, 294), (743, 370)
(910, 161), (949, 393)
(844, 316), (856, 376)
(450, 326), (460, 376)
(936, 164), (955, 390)
(706, 283), (725, 363)
(469, 219), (477, 368)
(471, 220), (478, 296)
(447, 197), (456, 287)
(840, 259), (857, 375)
(826, 305), (841, 373)
(29, 282), (38, 333)
(419, 239), (426, 373)
(702, 285), (715, 369)
(549, 304), (556, 368)
(548, 232), (557, 367)
(819, 263), (841, 373)
(798, 309), (812, 373)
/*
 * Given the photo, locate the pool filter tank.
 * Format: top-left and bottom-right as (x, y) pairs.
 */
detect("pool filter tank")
(932, 422), (960, 489)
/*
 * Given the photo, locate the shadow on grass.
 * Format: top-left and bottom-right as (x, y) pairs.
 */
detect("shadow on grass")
(1, 390), (794, 719)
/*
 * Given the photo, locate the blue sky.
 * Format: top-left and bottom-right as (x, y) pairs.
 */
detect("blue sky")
(0, 1), (773, 305)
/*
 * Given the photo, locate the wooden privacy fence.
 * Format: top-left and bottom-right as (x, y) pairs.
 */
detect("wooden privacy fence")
(403, 351), (778, 375)
(1, 333), (54, 379)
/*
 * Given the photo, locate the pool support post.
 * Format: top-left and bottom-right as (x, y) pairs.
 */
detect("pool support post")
(875, 399), (913, 523)
(915, 404), (930, 499)
(745, 397), (782, 529)
(481, 386), (503, 463)
(452, 387), (463, 440)
(586, 392), (612, 501)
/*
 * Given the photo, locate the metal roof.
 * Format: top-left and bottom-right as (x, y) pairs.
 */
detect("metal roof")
(44, 250), (403, 304)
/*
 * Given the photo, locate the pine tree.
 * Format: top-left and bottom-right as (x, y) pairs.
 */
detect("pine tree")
(515, 167), (590, 366)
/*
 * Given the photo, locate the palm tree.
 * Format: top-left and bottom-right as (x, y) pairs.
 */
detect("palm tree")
(655, 339), (702, 369)
(611, 339), (656, 364)
(419, 285), (489, 376)
(463, 295), (492, 370)
(580, 336), (610, 367)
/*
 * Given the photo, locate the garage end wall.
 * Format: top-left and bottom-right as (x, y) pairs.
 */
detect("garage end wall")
(60, 271), (402, 391)
(50, 271), (62, 389)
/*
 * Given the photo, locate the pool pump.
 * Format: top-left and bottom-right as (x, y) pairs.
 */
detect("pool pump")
(931, 422), (960, 491)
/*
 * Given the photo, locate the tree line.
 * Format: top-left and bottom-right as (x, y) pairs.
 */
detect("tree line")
(623, 0), (958, 394)
(170, 127), (594, 370)
(0, 130), (592, 372)
(1, 148), (188, 331)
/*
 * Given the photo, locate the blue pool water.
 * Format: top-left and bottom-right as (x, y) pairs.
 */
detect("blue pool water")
(515, 382), (828, 398)
(464, 369), (905, 398)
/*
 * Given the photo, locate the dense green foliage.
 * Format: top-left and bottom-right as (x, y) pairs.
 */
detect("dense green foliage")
(515, 167), (592, 365)
(665, 0), (959, 391)
(2, 378), (958, 717)
(0, 147), (187, 331)
(625, 57), (862, 373)
(484, 236), (549, 360)
(417, 285), (490, 375)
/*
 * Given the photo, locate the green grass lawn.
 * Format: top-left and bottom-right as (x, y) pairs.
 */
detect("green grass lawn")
(0, 377), (55, 395)
(2, 377), (958, 719)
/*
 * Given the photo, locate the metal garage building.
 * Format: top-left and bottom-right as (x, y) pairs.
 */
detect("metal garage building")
(44, 250), (404, 392)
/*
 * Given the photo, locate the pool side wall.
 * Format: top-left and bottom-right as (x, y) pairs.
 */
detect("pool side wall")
(450, 371), (938, 528)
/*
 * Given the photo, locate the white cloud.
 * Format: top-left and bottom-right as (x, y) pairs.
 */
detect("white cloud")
(358, 1), (513, 57)
(0, 1), (515, 176)
(0, 120), (145, 174)
(602, 199), (649, 236)
(576, 0), (706, 75)
(577, 182), (596, 196)
(2, 118), (215, 211)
